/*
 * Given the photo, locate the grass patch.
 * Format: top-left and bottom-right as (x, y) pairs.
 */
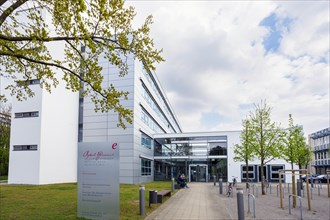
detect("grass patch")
(0, 181), (176, 220)
(0, 176), (8, 181)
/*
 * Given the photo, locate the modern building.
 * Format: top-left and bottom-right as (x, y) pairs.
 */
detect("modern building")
(309, 127), (330, 174)
(8, 78), (79, 184)
(8, 53), (297, 185)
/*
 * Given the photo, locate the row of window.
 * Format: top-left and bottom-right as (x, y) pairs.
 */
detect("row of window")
(141, 110), (163, 133)
(142, 85), (175, 133)
(13, 145), (38, 151)
(315, 151), (328, 160)
(141, 65), (180, 132)
(241, 165), (285, 180)
(141, 133), (152, 149)
(15, 111), (39, 118)
(17, 79), (40, 86)
(310, 135), (330, 147)
(141, 159), (152, 176)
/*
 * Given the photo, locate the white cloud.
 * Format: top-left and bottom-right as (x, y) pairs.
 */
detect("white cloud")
(129, 0), (329, 136)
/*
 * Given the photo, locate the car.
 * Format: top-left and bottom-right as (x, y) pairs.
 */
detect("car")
(301, 174), (319, 182)
(315, 174), (330, 183)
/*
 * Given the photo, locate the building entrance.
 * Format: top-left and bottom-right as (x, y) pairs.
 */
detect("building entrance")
(189, 164), (208, 182)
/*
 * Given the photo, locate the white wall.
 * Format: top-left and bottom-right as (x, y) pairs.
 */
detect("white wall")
(226, 131), (299, 183)
(8, 85), (42, 184)
(38, 79), (79, 184)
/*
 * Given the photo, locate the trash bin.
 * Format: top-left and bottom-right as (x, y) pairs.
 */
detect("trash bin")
(149, 190), (158, 207)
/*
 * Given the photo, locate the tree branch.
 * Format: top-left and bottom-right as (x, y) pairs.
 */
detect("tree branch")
(0, 0), (8, 7)
(0, 34), (130, 51)
(0, 0), (29, 26)
(0, 50), (106, 98)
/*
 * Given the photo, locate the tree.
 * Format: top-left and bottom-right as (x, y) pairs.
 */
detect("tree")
(0, 104), (11, 176)
(234, 118), (255, 189)
(249, 101), (284, 195)
(0, 0), (164, 128)
(282, 114), (312, 172)
(282, 114), (308, 207)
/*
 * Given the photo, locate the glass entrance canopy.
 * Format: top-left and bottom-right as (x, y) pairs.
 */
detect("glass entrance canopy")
(154, 133), (227, 158)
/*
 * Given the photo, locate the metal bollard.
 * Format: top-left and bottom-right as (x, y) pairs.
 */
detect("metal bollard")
(288, 183), (290, 194)
(172, 177), (175, 192)
(214, 175), (216, 186)
(248, 193), (256, 218)
(139, 185), (145, 216)
(289, 194), (303, 220)
(310, 186), (313, 200)
(219, 178), (223, 194)
(237, 188), (245, 220)
(297, 180), (302, 197)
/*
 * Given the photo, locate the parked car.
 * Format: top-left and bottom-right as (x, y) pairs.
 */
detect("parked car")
(301, 174), (319, 182)
(315, 174), (330, 183)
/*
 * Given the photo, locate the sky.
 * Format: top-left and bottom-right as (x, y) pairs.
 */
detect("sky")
(0, 0), (329, 137)
(127, 0), (330, 136)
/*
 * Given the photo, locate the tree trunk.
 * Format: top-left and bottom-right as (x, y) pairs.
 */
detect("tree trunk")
(246, 160), (249, 190)
(291, 163), (296, 208)
(261, 162), (265, 195)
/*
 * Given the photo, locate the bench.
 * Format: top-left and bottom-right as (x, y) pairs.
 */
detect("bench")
(157, 190), (171, 203)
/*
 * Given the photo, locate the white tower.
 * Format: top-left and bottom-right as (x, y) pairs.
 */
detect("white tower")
(8, 79), (79, 184)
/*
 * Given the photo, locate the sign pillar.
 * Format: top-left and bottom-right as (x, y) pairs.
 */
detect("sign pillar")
(77, 142), (120, 220)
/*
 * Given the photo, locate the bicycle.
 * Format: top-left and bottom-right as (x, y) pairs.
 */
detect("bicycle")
(227, 182), (233, 197)
(232, 176), (237, 187)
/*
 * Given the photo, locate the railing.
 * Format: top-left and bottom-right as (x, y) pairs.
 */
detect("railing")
(247, 193), (256, 218)
(288, 194), (303, 220)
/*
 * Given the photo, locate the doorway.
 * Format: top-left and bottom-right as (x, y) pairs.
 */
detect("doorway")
(189, 164), (208, 182)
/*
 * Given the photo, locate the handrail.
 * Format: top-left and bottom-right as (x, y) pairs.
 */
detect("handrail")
(247, 193), (256, 218)
(288, 194), (303, 220)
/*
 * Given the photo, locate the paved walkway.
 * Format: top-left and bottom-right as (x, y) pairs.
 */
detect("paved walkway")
(145, 182), (330, 220)
(145, 182), (232, 220)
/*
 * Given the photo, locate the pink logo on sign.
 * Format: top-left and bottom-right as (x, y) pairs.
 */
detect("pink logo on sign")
(112, 143), (117, 149)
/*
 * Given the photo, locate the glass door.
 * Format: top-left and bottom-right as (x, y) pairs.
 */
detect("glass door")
(189, 164), (208, 182)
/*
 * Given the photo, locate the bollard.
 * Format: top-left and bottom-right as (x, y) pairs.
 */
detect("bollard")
(236, 188), (245, 220)
(139, 185), (145, 216)
(310, 186), (313, 200)
(289, 194), (303, 220)
(256, 187), (258, 198)
(214, 175), (216, 186)
(288, 183), (290, 194)
(248, 193), (256, 218)
(172, 178), (175, 192)
(318, 183), (321, 196)
(297, 180), (302, 197)
(270, 183), (272, 194)
(219, 178), (223, 194)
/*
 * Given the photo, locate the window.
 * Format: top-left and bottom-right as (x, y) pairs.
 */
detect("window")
(141, 159), (152, 176)
(13, 145), (38, 151)
(15, 111), (39, 118)
(241, 165), (254, 180)
(270, 165), (284, 179)
(141, 133), (152, 149)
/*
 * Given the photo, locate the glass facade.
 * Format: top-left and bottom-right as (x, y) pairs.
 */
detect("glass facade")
(153, 135), (228, 182)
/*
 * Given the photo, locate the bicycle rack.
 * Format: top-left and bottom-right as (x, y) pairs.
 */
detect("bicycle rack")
(247, 193), (256, 218)
(288, 194), (303, 220)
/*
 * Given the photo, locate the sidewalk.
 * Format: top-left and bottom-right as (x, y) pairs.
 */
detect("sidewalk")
(145, 182), (232, 220)
(145, 182), (330, 220)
